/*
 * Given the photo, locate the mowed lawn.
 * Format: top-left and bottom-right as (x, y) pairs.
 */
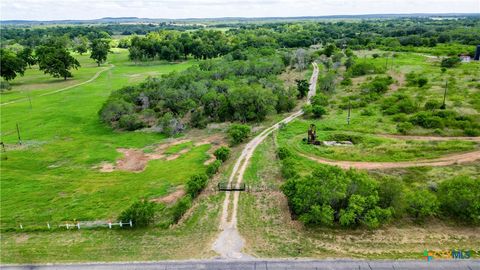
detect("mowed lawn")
(0, 49), (203, 228)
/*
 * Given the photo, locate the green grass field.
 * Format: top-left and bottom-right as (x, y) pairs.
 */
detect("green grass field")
(0, 49), (206, 228)
(277, 120), (478, 162)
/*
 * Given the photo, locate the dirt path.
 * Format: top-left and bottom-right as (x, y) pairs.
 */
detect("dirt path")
(379, 134), (480, 142)
(299, 149), (480, 170)
(1, 64), (114, 106)
(212, 63), (319, 259)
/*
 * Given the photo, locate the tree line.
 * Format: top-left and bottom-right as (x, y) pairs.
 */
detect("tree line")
(0, 36), (111, 86)
(99, 48), (301, 135)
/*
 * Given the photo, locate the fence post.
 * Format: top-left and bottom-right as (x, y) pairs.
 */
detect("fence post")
(77, 222), (80, 230)
(19, 224), (23, 230)
(108, 222), (112, 229)
(47, 222), (50, 229)
(119, 221), (123, 228)
(129, 220), (133, 227)
(66, 223), (69, 229)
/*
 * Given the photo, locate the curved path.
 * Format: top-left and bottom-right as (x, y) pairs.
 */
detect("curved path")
(212, 62), (319, 259)
(299, 149), (480, 170)
(0, 64), (114, 106)
(379, 134), (480, 142)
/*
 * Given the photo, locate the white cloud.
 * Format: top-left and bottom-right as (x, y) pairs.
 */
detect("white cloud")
(0, 0), (479, 20)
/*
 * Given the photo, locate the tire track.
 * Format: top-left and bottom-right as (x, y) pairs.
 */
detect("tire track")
(1, 64), (114, 106)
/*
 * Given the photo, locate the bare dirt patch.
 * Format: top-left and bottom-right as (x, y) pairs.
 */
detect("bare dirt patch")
(388, 70), (405, 91)
(151, 187), (186, 204)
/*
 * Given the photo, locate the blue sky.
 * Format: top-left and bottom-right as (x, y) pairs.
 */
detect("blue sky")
(1, 0), (479, 20)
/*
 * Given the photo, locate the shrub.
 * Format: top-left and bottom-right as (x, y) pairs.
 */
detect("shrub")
(214, 146), (231, 162)
(312, 105), (327, 118)
(227, 124), (251, 145)
(464, 128), (480, 136)
(360, 108), (375, 116)
(186, 174), (209, 198)
(396, 122), (414, 134)
(277, 147), (292, 160)
(118, 114), (145, 131)
(438, 176), (480, 223)
(441, 56), (461, 68)
(280, 157), (297, 179)
(349, 62), (384, 77)
(0, 81), (12, 92)
(118, 199), (155, 228)
(424, 100), (441, 111)
(206, 160), (222, 177)
(99, 99), (134, 124)
(409, 112), (444, 129)
(361, 76), (393, 94)
(282, 165), (392, 228)
(406, 189), (439, 221)
(171, 196), (192, 223)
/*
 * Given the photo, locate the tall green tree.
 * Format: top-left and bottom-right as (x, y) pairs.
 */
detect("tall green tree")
(0, 48), (27, 81)
(36, 44), (80, 80)
(18, 47), (36, 68)
(90, 39), (110, 66)
(73, 35), (89, 55)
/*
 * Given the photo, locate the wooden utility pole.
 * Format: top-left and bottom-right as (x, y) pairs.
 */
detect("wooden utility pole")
(16, 123), (22, 145)
(442, 80), (448, 109)
(347, 102), (351, 125)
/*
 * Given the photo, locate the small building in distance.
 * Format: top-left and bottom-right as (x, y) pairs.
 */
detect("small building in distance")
(475, 45), (480, 61)
(459, 54), (471, 63)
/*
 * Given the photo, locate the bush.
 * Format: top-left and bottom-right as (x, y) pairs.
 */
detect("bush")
(206, 160), (222, 177)
(119, 114), (145, 131)
(438, 176), (480, 223)
(348, 62), (384, 77)
(0, 81), (12, 92)
(360, 108), (375, 116)
(464, 128), (480, 136)
(277, 147), (292, 160)
(361, 76), (393, 94)
(312, 105), (327, 118)
(409, 112), (444, 129)
(396, 122), (414, 134)
(424, 100), (441, 111)
(280, 157), (298, 179)
(282, 164), (392, 228)
(171, 196), (192, 223)
(118, 200), (155, 228)
(227, 124), (251, 145)
(214, 146), (231, 162)
(441, 56), (461, 68)
(99, 99), (134, 124)
(186, 174), (208, 198)
(406, 189), (439, 221)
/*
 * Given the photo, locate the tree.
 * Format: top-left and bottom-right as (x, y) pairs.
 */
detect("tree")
(36, 44), (80, 80)
(90, 39), (110, 66)
(214, 146), (231, 162)
(438, 176), (480, 223)
(227, 124), (251, 145)
(296, 79), (309, 98)
(0, 49), (26, 81)
(323, 43), (337, 57)
(17, 47), (36, 67)
(118, 199), (155, 228)
(406, 189), (439, 221)
(186, 174), (208, 198)
(73, 35), (89, 55)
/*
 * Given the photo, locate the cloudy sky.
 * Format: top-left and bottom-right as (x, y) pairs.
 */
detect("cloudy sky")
(1, 0), (479, 21)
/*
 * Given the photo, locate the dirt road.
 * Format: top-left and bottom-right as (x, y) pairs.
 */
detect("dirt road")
(299, 149), (480, 170)
(212, 62), (320, 259)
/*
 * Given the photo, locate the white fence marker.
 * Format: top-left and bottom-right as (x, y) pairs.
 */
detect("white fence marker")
(19, 224), (23, 229)
(129, 220), (133, 227)
(77, 223), (80, 230)
(108, 222), (112, 229)
(47, 222), (50, 229)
